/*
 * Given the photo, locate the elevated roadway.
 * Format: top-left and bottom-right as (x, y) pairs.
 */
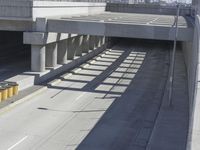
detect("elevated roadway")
(0, 41), (189, 150)
(46, 12), (193, 41)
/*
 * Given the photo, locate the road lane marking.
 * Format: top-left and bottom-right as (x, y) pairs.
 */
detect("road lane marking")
(8, 136), (28, 150)
(75, 93), (86, 101)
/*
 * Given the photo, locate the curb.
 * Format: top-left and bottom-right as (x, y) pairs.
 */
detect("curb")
(0, 86), (47, 116)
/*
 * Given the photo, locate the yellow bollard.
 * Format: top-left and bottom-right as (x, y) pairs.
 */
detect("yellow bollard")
(5, 82), (19, 96)
(7, 82), (19, 96)
(0, 88), (8, 101)
(13, 84), (19, 95)
(7, 86), (13, 98)
(0, 91), (2, 102)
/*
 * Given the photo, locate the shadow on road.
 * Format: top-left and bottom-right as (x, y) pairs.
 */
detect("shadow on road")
(47, 39), (188, 150)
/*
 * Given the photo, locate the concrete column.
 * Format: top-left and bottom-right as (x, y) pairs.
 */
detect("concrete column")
(89, 36), (95, 50)
(106, 37), (112, 49)
(46, 42), (57, 68)
(57, 39), (68, 64)
(94, 36), (98, 48)
(31, 45), (45, 72)
(67, 37), (76, 60)
(102, 36), (106, 45)
(95, 36), (101, 48)
(99, 36), (103, 47)
(75, 35), (83, 56)
(82, 35), (90, 53)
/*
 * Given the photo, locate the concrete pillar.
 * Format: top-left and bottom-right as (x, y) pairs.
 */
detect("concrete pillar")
(102, 36), (106, 45)
(82, 35), (90, 53)
(31, 45), (45, 72)
(94, 36), (99, 48)
(67, 37), (76, 60)
(75, 35), (83, 56)
(57, 39), (68, 64)
(106, 37), (113, 49)
(95, 36), (101, 48)
(46, 42), (57, 68)
(89, 36), (95, 50)
(98, 36), (103, 47)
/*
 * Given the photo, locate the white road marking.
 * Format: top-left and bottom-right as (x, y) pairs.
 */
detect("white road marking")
(75, 93), (86, 101)
(7, 136), (28, 150)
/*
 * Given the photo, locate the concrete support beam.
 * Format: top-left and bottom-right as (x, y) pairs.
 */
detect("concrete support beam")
(47, 19), (193, 42)
(67, 37), (76, 60)
(94, 36), (99, 49)
(97, 36), (102, 47)
(46, 42), (57, 68)
(75, 35), (83, 56)
(57, 39), (68, 64)
(82, 35), (90, 53)
(106, 37), (113, 49)
(31, 45), (45, 72)
(102, 36), (106, 45)
(89, 36), (95, 50)
(24, 32), (77, 45)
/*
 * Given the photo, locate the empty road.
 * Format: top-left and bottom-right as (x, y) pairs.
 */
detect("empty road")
(0, 40), (188, 150)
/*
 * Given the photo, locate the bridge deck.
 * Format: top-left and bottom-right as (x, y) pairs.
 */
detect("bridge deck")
(47, 12), (193, 41)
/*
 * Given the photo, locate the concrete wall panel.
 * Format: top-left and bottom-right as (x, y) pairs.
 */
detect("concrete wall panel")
(183, 15), (200, 150)
(0, 1), (106, 20)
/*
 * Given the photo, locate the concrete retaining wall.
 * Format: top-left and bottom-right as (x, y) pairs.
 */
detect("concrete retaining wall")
(0, 0), (106, 20)
(182, 15), (200, 150)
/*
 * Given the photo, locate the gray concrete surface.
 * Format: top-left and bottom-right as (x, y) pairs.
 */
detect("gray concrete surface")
(147, 46), (189, 150)
(0, 40), (189, 150)
(0, 1), (106, 32)
(184, 13), (200, 150)
(47, 12), (193, 41)
(106, 3), (192, 16)
(0, 1), (106, 20)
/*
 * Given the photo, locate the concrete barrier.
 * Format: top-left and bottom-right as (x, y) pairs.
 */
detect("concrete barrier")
(182, 15), (200, 150)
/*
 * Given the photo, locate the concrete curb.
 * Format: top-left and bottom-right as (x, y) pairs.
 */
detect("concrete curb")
(0, 86), (47, 116)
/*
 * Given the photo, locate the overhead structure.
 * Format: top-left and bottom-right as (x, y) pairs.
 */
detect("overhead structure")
(46, 12), (193, 41)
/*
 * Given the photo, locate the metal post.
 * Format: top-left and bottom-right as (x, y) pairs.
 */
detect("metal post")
(168, 4), (180, 107)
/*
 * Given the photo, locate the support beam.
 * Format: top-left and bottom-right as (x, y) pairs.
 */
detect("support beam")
(46, 42), (57, 68)
(67, 37), (76, 60)
(97, 36), (102, 47)
(89, 36), (95, 50)
(57, 39), (68, 64)
(47, 19), (193, 42)
(31, 45), (45, 72)
(75, 35), (83, 56)
(82, 35), (90, 53)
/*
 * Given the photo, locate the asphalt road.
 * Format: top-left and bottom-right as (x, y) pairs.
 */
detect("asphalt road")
(0, 40), (188, 150)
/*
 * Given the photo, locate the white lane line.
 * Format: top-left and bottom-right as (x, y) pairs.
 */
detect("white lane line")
(75, 93), (86, 102)
(8, 136), (28, 150)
